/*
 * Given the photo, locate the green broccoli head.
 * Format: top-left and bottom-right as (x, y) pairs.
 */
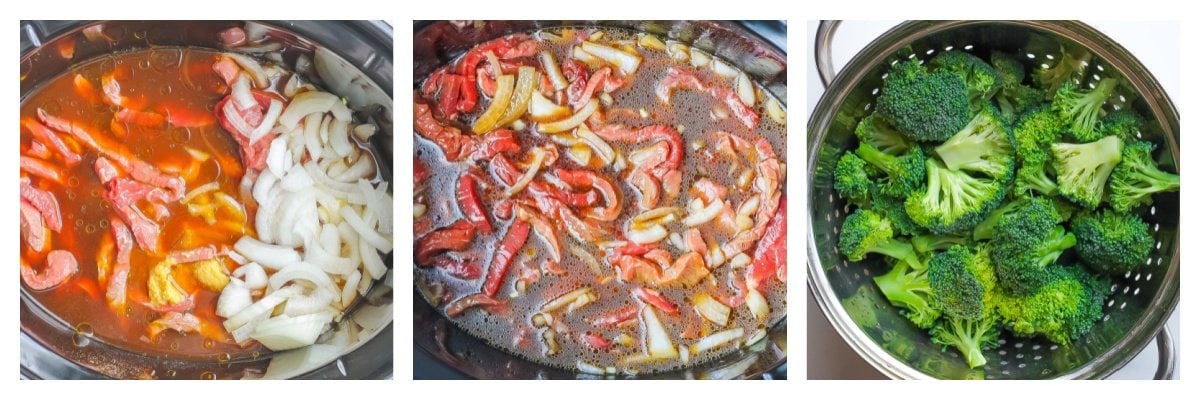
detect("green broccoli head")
(1052, 136), (1124, 209)
(855, 143), (926, 197)
(870, 186), (927, 237)
(989, 197), (1076, 294)
(1027, 34), (1093, 100)
(873, 260), (940, 329)
(990, 52), (1027, 88)
(905, 158), (1006, 235)
(877, 59), (972, 142)
(835, 152), (873, 207)
(930, 311), (1001, 369)
(855, 112), (914, 156)
(1098, 110), (1147, 144)
(1108, 140), (1180, 213)
(972, 198), (1029, 241)
(929, 245), (995, 320)
(1013, 105), (1068, 163)
(1053, 78), (1119, 142)
(930, 51), (1002, 107)
(838, 209), (922, 270)
(1071, 209), (1154, 274)
(995, 265), (1108, 345)
(934, 104), (1016, 182)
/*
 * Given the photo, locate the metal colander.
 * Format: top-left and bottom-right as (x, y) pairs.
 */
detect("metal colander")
(807, 20), (1179, 380)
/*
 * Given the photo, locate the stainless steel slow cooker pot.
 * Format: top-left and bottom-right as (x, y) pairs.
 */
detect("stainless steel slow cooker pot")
(19, 20), (394, 380)
(413, 20), (787, 380)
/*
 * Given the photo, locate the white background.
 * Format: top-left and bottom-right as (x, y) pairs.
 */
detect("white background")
(4, 0), (1194, 396)
(805, 20), (1181, 379)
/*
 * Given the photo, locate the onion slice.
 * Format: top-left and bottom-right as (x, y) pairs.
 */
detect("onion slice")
(538, 98), (598, 134)
(471, 74), (515, 134)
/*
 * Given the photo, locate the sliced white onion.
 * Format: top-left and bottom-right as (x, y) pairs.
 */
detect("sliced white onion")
(580, 41), (642, 76)
(222, 100), (256, 137)
(340, 207), (391, 252)
(359, 234), (387, 280)
(223, 52), (270, 89)
(692, 292), (731, 326)
(253, 171), (279, 204)
(352, 124), (376, 141)
(216, 279), (252, 318)
(181, 182), (220, 204)
(335, 155), (375, 183)
(231, 74), (257, 110)
(745, 287), (769, 323)
(626, 224), (668, 244)
(283, 286), (336, 316)
(250, 311), (332, 351)
(682, 199), (725, 227)
(505, 147), (548, 196)
(266, 137), (290, 178)
(640, 307), (678, 360)
(269, 262), (337, 295)
(248, 99), (283, 143)
(329, 118), (352, 157)
(234, 237), (300, 270)
(358, 179), (392, 235)
(278, 91), (339, 131)
(236, 262), (268, 290)
(690, 328), (744, 355)
(280, 164), (314, 192)
(305, 241), (356, 276)
(575, 123), (615, 165)
(223, 285), (302, 332)
(341, 270), (362, 308)
(540, 287), (596, 313)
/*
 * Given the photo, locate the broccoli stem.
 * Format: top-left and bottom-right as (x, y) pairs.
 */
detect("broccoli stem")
(872, 239), (923, 271)
(856, 143), (898, 175)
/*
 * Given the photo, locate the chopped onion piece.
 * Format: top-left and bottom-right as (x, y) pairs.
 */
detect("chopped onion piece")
(580, 41), (642, 76)
(692, 293), (731, 326)
(280, 164), (314, 192)
(340, 207), (391, 252)
(471, 73), (515, 134)
(728, 252), (752, 269)
(182, 182), (220, 204)
(538, 98), (598, 134)
(266, 137), (290, 178)
(278, 91), (339, 130)
(689, 48), (712, 68)
(540, 287), (596, 314)
(666, 42), (690, 63)
(569, 245), (605, 277)
(216, 279), (252, 318)
(682, 199), (725, 227)
(250, 311), (332, 351)
(529, 90), (570, 122)
(640, 307), (678, 360)
(627, 224), (668, 244)
(223, 52), (270, 89)
(341, 270), (362, 308)
(540, 51), (568, 91)
(222, 100), (257, 138)
(223, 285), (302, 332)
(637, 33), (666, 51)
(711, 59), (739, 80)
(237, 262), (269, 290)
(745, 287), (769, 323)
(735, 72), (756, 108)
(575, 123), (615, 165)
(234, 237), (300, 270)
(231, 74), (257, 110)
(690, 328), (744, 355)
(765, 97), (786, 125)
(283, 286), (336, 316)
(505, 146), (548, 197)
(353, 124), (377, 141)
(269, 262), (338, 296)
(632, 207), (682, 224)
(248, 99), (283, 143)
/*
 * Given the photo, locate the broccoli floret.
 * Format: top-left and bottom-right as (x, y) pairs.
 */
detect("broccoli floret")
(870, 187), (926, 236)
(855, 143), (926, 197)
(990, 197), (1076, 294)
(930, 51), (1002, 108)
(995, 265), (1108, 345)
(1071, 209), (1154, 274)
(1053, 79), (1119, 142)
(929, 245), (992, 320)
(927, 245), (1002, 368)
(933, 104), (1016, 182)
(1011, 105), (1067, 196)
(877, 59), (972, 142)
(1108, 140), (1180, 212)
(1097, 110), (1147, 144)
(1027, 34), (1093, 100)
(930, 311), (1001, 369)
(874, 260), (940, 329)
(855, 112), (914, 155)
(990, 52), (1042, 124)
(905, 158), (1006, 235)
(835, 152), (873, 207)
(1052, 136), (1124, 209)
(912, 234), (968, 255)
(838, 209), (922, 271)
(972, 198), (1030, 241)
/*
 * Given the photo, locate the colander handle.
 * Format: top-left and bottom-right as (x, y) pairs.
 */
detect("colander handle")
(814, 20), (842, 89)
(1153, 326), (1176, 380)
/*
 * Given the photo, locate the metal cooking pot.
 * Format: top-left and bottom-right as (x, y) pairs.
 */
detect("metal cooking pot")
(413, 20), (787, 380)
(19, 20), (394, 380)
(807, 20), (1179, 379)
